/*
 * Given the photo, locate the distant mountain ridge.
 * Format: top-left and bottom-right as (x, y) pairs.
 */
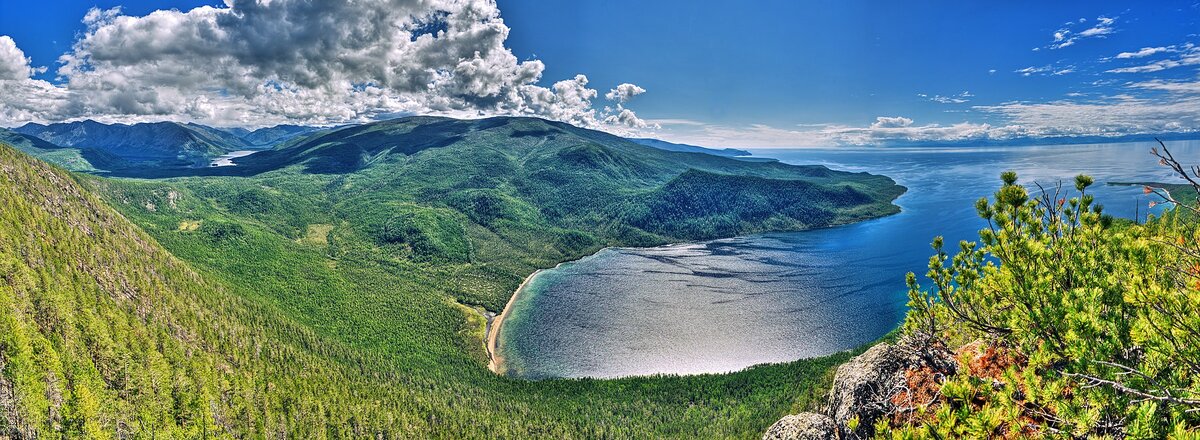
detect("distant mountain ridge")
(628, 137), (752, 157)
(11, 120), (323, 170)
(231, 124), (322, 146)
(229, 116), (803, 179)
(14, 120), (248, 168)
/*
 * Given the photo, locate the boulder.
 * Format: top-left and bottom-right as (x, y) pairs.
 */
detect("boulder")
(762, 412), (838, 440)
(825, 336), (956, 438)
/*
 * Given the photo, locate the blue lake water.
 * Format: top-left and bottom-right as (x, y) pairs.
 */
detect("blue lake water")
(495, 140), (1200, 379)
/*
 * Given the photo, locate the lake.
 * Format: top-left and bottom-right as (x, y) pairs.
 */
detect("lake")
(209, 150), (258, 167)
(494, 140), (1200, 379)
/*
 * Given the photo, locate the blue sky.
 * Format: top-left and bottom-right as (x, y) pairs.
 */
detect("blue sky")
(500, 1), (1198, 125)
(1, 1), (1199, 146)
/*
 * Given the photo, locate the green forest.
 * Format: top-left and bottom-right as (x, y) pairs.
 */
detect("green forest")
(0, 117), (905, 439)
(9, 114), (1199, 438)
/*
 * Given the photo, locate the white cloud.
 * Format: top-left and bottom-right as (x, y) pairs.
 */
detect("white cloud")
(0, 0), (651, 134)
(1116, 46), (1172, 59)
(0, 36), (34, 80)
(871, 116), (913, 128)
(1045, 15), (1118, 50)
(1078, 16), (1116, 37)
(974, 92), (1200, 137)
(604, 108), (654, 129)
(921, 91), (973, 104)
(654, 117), (1023, 148)
(1107, 45), (1200, 73)
(1016, 65), (1052, 76)
(653, 75), (1200, 148)
(1130, 78), (1200, 94)
(1014, 64), (1075, 77)
(645, 118), (705, 126)
(0, 36), (72, 125)
(605, 83), (646, 103)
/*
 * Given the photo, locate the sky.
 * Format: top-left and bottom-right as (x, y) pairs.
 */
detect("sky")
(0, 0), (1198, 147)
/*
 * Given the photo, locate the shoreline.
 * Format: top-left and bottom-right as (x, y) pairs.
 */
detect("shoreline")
(482, 208), (911, 376)
(486, 267), (545, 374)
(485, 248), (622, 375)
(482, 191), (902, 376)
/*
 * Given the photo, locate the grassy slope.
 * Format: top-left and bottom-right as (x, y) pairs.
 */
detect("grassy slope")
(1, 116), (905, 438)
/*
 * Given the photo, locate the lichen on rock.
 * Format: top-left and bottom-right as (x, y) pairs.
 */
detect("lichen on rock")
(825, 336), (956, 437)
(762, 412), (838, 440)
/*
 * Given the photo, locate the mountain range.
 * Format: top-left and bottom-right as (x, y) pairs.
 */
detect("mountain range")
(7, 120), (322, 170)
(3, 119), (755, 174)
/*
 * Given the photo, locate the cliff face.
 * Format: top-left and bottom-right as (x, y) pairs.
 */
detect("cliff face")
(764, 336), (957, 439)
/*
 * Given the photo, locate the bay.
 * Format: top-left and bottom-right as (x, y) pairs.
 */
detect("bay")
(495, 140), (1200, 379)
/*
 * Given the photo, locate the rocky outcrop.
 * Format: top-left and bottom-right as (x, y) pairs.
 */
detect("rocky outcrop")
(825, 336), (956, 437)
(764, 336), (957, 440)
(762, 412), (838, 440)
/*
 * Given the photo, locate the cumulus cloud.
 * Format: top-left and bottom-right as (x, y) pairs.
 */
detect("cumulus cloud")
(0, 37), (73, 125)
(870, 116), (913, 128)
(0, 36), (35, 80)
(605, 83), (646, 103)
(0, 0), (652, 134)
(600, 83), (655, 129)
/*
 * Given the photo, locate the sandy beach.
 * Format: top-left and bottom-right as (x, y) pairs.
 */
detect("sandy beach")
(487, 268), (544, 374)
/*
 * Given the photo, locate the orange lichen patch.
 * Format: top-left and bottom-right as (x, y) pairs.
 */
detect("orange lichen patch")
(889, 365), (947, 426)
(957, 340), (1025, 381)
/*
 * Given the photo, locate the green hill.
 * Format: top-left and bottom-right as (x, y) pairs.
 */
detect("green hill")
(197, 116), (904, 308)
(0, 116), (904, 438)
(0, 127), (109, 172)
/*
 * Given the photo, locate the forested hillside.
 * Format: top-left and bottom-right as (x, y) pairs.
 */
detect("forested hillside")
(0, 143), (419, 437)
(0, 114), (905, 439)
(150, 116), (904, 310)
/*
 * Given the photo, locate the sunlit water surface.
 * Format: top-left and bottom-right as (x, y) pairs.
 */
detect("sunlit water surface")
(496, 140), (1200, 379)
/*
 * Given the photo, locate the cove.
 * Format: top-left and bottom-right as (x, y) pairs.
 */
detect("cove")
(494, 140), (1200, 379)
